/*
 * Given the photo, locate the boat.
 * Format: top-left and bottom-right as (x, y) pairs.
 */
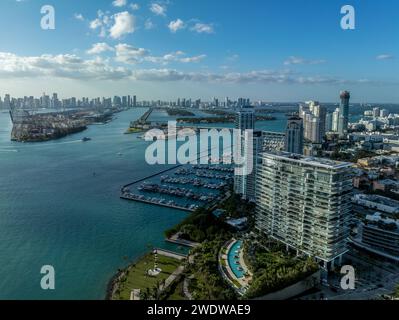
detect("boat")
(82, 137), (91, 142)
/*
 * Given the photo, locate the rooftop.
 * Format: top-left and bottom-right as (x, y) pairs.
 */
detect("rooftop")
(366, 212), (399, 233)
(260, 151), (353, 170)
(355, 193), (399, 208)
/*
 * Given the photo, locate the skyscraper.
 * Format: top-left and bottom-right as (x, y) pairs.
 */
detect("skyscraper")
(325, 112), (333, 132)
(234, 130), (263, 201)
(332, 108), (340, 132)
(4, 94), (11, 110)
(234, 106), (256, 201)
(255, 152), (353, 269)
(338, 91), (350, 137)
(299, 101), (326, 144)
(285, 116), (304, 155)
(235, 106), (255, 131)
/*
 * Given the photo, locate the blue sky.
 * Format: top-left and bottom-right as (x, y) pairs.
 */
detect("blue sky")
(0, 0), (398, 102)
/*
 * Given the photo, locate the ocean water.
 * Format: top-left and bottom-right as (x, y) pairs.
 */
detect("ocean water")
(0, 108), (358, 300)
(0, 109), (188, 300)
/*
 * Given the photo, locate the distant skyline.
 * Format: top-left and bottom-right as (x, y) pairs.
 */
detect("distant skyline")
(0, 0), (398, 102)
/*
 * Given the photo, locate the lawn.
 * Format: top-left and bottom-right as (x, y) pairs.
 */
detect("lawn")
(113, 253), (182, 300)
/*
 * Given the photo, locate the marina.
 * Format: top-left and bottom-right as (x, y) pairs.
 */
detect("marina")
(121, 163), (234, 212)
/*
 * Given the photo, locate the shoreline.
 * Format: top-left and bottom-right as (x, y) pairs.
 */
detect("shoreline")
(105, 249), (188, 300)
(105, 252), (147, 300)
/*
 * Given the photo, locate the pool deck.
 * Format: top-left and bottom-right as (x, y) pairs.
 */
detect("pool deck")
(221, 239), (253, 290)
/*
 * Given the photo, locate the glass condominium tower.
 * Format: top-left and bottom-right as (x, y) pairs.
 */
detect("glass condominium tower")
(255, 152), (353, 270)
(234, 106), (257, 201)
(338, 91), (350, 138)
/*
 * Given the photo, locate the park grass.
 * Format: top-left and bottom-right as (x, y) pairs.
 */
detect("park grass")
(113, 253), (182, 300)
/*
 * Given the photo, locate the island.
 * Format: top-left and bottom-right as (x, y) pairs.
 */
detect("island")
(10, 109), (113, 142)
(165, 108), (195, 117)
(176, 114), (276, 124)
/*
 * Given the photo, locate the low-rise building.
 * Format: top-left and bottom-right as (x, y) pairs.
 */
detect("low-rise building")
(351, 212), (399, 262)
(352, 194), (399, 215)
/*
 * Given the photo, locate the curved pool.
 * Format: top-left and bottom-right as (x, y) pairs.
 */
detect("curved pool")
(227, 240), (245, 279)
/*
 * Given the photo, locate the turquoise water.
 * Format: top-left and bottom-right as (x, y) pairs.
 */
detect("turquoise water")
(0, 109), (188, 300)
(228, 240), (244, 279)
(0, 108), (361, 299)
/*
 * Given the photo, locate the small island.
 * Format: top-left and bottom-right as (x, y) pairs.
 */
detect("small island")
(166, 108), (195, 117)
(10, 110), (113, 142)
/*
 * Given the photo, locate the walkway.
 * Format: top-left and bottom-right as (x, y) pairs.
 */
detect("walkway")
(166, 233), (200, 248)
(159, 266), (185, 292)
(183, 276), (194, 300)
(156, 248), (188, 260)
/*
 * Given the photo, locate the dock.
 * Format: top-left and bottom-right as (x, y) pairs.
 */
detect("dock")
(120, 194), (195, 212)
(166, 234), (200, 248)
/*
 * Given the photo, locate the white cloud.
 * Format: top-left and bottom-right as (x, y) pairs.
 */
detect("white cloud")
(109, 11), (135, 39)
(376, 54), (395, 60)
(0, 51), (380, 86)
(0, 52), (131, 80)
(112, 0), (127, 7)
(130, 3), (140, 10)
(89, 11), (112, 37)
(145, 19), (156, 30)
(90, 18), (103, 30)
(150, 3), (167, 16)
(115, 43), (150, 64)
(180, 55), (207, 63)
(74, 13), (85, 21)
(168, 19), (185, 33)
(87, 43), (114, 55)
(284, 56), (326, 65)
(144, 51), (205, 65)
(191, 23), (214, 34)
(113, 46), (205, 65)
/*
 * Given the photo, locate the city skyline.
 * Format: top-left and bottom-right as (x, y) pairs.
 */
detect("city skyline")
(0, 0), (398, 102)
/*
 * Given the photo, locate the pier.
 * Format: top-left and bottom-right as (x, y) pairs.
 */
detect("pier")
(165, 234), (200, 248)
(120, 193), (195, 212)
(139, 108), (153, 123)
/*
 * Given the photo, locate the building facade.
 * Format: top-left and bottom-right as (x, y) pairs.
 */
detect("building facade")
(234, 107), (256, 201)
(352, 212), (399, 262)
(299, 101), (327, 144)
(285, 116), (304, 155)
(338, 91), (350, 137)
(255, 152), (353, 269)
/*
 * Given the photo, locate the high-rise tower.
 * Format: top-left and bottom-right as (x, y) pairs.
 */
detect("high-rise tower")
(338, 91), (350, 137)
(285, 116), (304, 155)
(255, 152), (353, 269)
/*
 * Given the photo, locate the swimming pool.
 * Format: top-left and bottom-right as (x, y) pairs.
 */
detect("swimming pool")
(227, 240), (245, 279)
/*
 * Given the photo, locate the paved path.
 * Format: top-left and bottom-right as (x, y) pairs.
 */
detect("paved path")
(156, 248), (187, 260)
(183, 276), (194, 300)
(160, 266), (185, 292)
(130, 289), (141, 301)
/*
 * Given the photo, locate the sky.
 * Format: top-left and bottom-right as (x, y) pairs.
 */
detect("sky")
(0, 0), (398, 102)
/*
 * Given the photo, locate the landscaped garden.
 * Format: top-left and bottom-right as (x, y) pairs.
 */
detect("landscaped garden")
(242, 240), (319, 299)
(111, 253), (182, 300)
